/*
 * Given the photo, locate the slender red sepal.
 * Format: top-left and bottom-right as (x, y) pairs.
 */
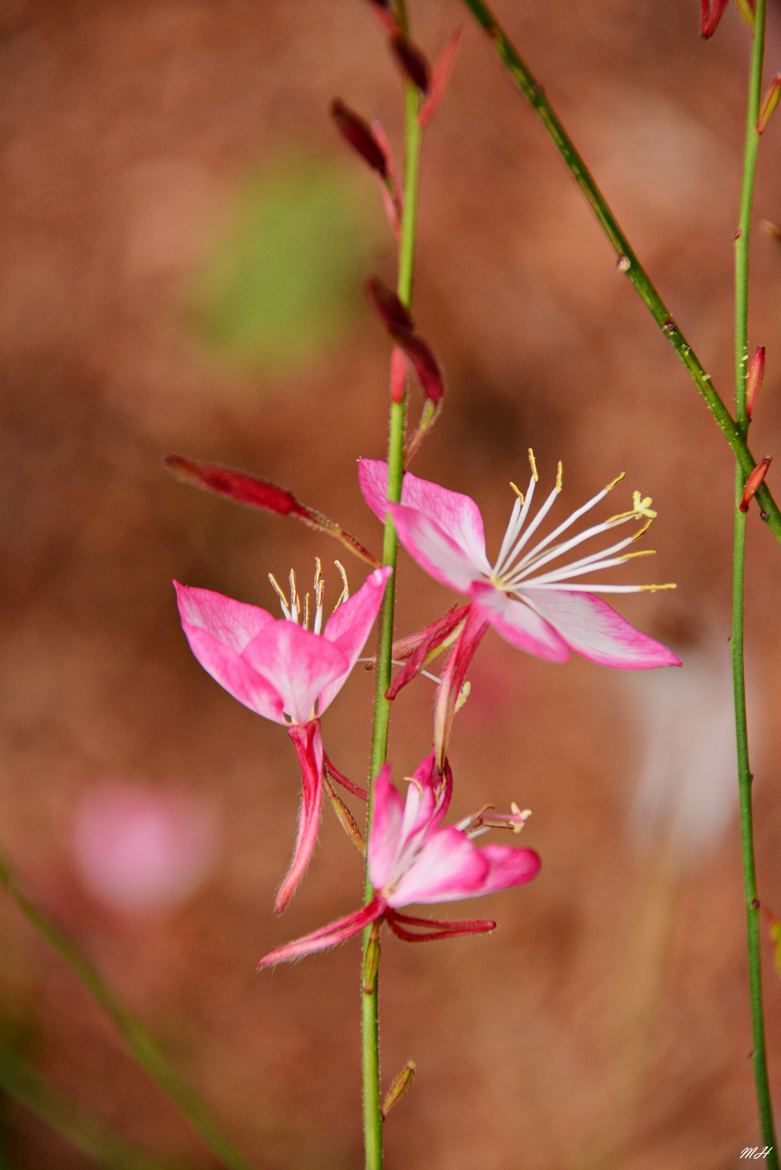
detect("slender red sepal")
(387, 909), (495, 942)
(259, 897), (385, 968)
(390, 34), (431, 93)
(166, 454), (380, 567)
(740, 456), (772, 513)
(364, 0), (401, 36)
(386, 604), (470, 700)
(391, 329), (444, 404)
(365, 276), (414, 333)
(371, 119), (403, 237)
(275, 722), (325, 914)
(418, 27), (463, 129)
(700, 0), (729, 37)
(331, 99), (388, 177)
(434, 605), (489, 769)
(324, 753), (368, 801)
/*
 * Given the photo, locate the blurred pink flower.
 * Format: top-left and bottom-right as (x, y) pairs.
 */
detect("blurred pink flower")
(73, 783), (217, 913)
(258, 753), (539, 968)
(175, 563), (391, 911)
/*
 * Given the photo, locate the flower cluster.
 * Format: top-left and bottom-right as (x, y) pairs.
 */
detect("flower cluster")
(173, 454), (679, 963)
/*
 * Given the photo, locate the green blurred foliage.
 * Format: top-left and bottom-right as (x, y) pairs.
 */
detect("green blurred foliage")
(192, 155), (377, 375)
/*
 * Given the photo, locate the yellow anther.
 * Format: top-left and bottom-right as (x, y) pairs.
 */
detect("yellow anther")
(510, 802), (532, 833)
(334, 560), (349, 605)
(303, 592), (311, 629)
(556, 461), (564, 493)
(288, 569), (299, 612)
(268, 572), (288, 608)
(640, 583), (677, 591)
(605, 471), (626, 492)
(509, 481), (525, 503)
(632, 491), (657, 519)
(618, 548), (656, 562)
(527, 448), (539, 482)
(631, 518), (654, 542)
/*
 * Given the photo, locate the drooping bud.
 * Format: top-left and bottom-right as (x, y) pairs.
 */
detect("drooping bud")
(323, 775), (365, 854)
(419, 27), (463, 129)
(381, 1061), (417, 1119)
(739, 456), (772, 512)
(746, 346), (765, 420)
(365, 276), (414, 333)
(391, 329), (444, 404)
(165, 455), (381, 567)
(331, 99), (388, 177)
(390, 34), (431, 93)
(757, 76), (781, 134)
(700, 0), (729, 37)
(363, 924), (381, 994)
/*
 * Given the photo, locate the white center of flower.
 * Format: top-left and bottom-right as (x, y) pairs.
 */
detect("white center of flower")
(487, 449), (675, 597)
(268, 558), (349, 632)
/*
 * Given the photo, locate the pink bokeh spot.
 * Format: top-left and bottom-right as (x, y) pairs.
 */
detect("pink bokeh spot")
(73, 783), (217, 913)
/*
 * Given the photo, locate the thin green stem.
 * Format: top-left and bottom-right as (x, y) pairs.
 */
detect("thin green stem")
(0, 851), (255, 1170)
(361, 16), (423, 1169)
(0, 1038), (171, 1170)
(732, 2), (778, 1161)
(457, 0), (781, 544)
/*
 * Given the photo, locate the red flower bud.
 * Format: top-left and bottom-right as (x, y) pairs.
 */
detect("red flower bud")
(700, 0), (729, 37)
(165, 455), (302, 516)
(365, 276), (414, 333)
(740, 456), (772, 512)
(746, 346), (765, 420)
(330, 99), (388, 178)
(390, 34), (431, 93)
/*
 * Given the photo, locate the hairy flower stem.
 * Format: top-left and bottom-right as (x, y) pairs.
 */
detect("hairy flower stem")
(732, 2), (779, 1161)
(0, 850), (255, 1170)
(458, 0), (781, 544)
(361, 5), (422, 1166)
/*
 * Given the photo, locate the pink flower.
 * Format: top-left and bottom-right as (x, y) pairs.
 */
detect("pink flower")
(358, 455), (680, 671)
(175, 562), (391, 911)
(257, 753), (540, 967)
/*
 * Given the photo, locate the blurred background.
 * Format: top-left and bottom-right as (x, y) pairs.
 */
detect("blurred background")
(2, 1), (781, 1167)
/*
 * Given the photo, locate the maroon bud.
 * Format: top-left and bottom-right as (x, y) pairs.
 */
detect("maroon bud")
(390, 34), (431, 93)
(330, 99), (388, 178)
(740, 456), (772, 512)
(165, 455), (302, 517)
(700, 0), (729, 37)
(391, 328), (443, 403)
(365, 276), (414, 333)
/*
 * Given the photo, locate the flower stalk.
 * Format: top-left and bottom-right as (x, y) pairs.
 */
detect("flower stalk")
(732, 1), (779, 1161)
(361, 1), (423, 1163)
(457, 0), (781, 544)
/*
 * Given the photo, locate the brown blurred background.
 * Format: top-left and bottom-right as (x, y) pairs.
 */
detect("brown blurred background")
(2, 1), (781, 1167)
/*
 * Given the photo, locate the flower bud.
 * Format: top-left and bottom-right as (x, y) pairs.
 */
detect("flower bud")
(700, 0), (729, 37)
(746, 346), (765, 420)
(365, 276), (414, 333)
(757, 76), (781, 134)
(739, 456), (772, 513)
(382, 1061), (417, 1119)
(390, 34), (430, 93)
(331, 99), (388, 177)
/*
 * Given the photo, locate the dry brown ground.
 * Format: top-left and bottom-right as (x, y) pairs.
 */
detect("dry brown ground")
(2, 1), (781, 1167)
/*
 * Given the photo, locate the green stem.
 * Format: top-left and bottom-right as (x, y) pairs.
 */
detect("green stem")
(0, 851), (255, 1170)
(0, 1038), (171, 1170)
(458, 0), (781, 544)
(361, 19), (423, 1170)
(732, 3), (778, 1162)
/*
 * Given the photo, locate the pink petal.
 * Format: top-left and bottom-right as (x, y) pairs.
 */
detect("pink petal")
(257, 897), (384, 968)
(367, 765), (406, 891)
(358, 460), (489, 574)
(275, 722), (325, 913)
(388, 826), (489, 907)
(477, 844), (541, 893)
(433, 604), (489, 768)
(174, 582), (274, 652)
(242, 622), (350, 724)
(520, 589), (682, 670)
(319, 566), (392, 711)
(390, 501), (481, 592)
(470, 581), (570, 662)
(178, 625), (285, 723)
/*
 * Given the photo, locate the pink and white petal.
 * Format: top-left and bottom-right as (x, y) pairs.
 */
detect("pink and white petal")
(476, 844), (541, 894)
(367, 765), (406, 891)
(470, 581), (570, 663)
(178, 625), (285, 723)
(174, 582), (274, 652)
(257, 897), (385, 968)
(358, 459), (490, 572)
(273, 723), (323, 912)
(390, 503), (481, 593)
(520, 588), (682, 670)
(400, 754), (452, 848)
(243, 622), (350, 724)
(388, 827), (489, 907)
(319, 566), (391, 710)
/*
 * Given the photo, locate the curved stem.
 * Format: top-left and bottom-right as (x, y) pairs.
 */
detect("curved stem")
(361, 7), (423, 1167)
(457, 0), (781, 544)
(732, 3), (778, 1161)
(0, 850), (255, 1170)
